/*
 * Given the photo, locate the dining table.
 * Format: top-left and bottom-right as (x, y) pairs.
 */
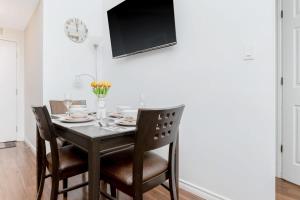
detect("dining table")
(36, 116), (179, 200)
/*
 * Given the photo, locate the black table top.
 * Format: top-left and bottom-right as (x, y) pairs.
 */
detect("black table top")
(53, 120), (136, 140)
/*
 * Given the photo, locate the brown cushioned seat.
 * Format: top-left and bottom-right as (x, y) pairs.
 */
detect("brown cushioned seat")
(101, 149), (168, 186)
(46, 145), (87, 179)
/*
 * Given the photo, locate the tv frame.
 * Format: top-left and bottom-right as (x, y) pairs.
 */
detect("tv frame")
(107, 0), (177, 59)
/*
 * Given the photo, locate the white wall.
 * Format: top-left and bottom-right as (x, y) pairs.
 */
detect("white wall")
(24, 0), (103, 148)
(0, 28), (25, 141)
(42, 0), (103, 111)
(24, 0), (276, 199)
(24, 1), (43, 148)
(101, 0), (276, 200)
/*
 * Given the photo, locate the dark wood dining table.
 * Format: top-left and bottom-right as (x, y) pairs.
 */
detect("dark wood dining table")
(36, 120), (179, 200)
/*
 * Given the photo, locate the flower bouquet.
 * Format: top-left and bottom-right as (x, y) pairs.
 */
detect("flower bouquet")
(90, 81), (112, 119)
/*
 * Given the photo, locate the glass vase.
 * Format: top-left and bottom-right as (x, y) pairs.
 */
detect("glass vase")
(96, 97), (106, 120)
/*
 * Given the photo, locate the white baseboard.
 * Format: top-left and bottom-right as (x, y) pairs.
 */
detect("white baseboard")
(16, 134), (24, 142)
(179, 179), (231, 200)
(24, 138), (36, 154)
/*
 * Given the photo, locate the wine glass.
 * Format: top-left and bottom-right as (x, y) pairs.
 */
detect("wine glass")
(139, 93), (146, 108)
(64, 93), (72, 117)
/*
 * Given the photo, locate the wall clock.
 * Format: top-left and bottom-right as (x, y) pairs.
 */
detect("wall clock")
(64, 18), (88, 43)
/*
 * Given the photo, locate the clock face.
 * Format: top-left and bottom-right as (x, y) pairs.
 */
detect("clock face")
(64, 18), (88, 43)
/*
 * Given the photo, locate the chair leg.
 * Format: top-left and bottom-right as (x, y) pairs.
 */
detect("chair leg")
(169, 176), (178, 200)
(63, 178), (68, 198)
(82, 173), (88, 195)
(110, 184), (117, 198)
(50, 176), (59, 200)
(133, 193), (143, 200)
(100, 181), (107, 200)
(36, 167), (46, 200)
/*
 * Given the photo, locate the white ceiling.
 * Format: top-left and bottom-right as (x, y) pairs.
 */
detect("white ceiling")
(0, 0), (39, 30)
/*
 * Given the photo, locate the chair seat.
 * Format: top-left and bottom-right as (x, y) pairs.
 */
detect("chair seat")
(101, 149), (168, 186)
(46, 145), (87, 178)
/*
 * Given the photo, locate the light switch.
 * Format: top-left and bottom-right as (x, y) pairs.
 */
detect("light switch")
(243, 46), (255, 61)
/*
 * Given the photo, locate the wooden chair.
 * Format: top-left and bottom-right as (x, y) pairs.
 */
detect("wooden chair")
(100, 105), (185, 200)
(49, 100), (86, 147)
(32, 106), (88, 200)
(49, 100), (87, 115)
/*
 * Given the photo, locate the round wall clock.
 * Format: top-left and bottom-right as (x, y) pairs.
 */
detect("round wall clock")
(64, 18), (88, 43)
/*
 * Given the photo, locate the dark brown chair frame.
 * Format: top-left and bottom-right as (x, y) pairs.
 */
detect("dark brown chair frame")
(49, 100), (87, 147)
(100, 105), (185, 200)
(33, 106), (88, 200)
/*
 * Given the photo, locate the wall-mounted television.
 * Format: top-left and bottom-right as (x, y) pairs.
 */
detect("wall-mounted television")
(107, 0), (177, 58)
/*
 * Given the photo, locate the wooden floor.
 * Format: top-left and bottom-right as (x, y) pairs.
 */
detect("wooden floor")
(276, 178), (300, 200)
(1, 142), (300, 200)
(0, 142), (203, 200)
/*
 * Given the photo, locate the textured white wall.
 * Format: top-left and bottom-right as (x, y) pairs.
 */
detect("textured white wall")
(101, 0), (276, 199)
(24, 0), (103, 148)
(24, 1), (43, 147)
(42, 0), (103, 111)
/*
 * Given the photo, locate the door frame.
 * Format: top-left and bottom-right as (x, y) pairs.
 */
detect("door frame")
(0, 38), (22, 141)
(276, 0), (283, 178)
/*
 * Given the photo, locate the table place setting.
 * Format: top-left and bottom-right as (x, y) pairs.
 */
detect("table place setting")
(53, 111), (137, 129)
(58, 115), (95, 123)
(52, 117), (98, 128)
(51, 101), (138, 132)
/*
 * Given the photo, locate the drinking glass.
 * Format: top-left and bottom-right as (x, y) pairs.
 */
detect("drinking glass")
(139, 93), (146, 108)
(64, 93), (72, 117)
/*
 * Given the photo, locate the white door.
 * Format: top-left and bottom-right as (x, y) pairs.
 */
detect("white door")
(0, 40), (17, 142)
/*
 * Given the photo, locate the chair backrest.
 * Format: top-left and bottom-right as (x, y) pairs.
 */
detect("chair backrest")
(135, 105), (185, 152)
(132, 105), (185, 189)
(49, 100), (86, 114)
(32, 106), (59, 170)
(32, 106), (58, 142)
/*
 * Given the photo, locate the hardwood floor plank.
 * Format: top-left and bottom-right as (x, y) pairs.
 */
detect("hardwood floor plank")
(276, 178), (300, 200)
(0, 142), (298, 200)
(0, 142), (204, 200)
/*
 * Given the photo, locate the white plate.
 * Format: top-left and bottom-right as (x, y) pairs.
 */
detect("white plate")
(107, 112), (124, 119)
(58, 116), (95, 123)
(116, 119), (136, 126)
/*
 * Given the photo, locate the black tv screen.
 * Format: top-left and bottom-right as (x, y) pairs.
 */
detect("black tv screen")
(107, 0), (177, 58)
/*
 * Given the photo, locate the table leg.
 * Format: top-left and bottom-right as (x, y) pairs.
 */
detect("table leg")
(175, 134), (179, 198)
(88, 142), (100, 200)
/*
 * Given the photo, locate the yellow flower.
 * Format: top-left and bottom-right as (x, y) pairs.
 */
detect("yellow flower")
(91, 80), (112, 89)
(91, 81), (97, 88)
(97, 81), (103, 88)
